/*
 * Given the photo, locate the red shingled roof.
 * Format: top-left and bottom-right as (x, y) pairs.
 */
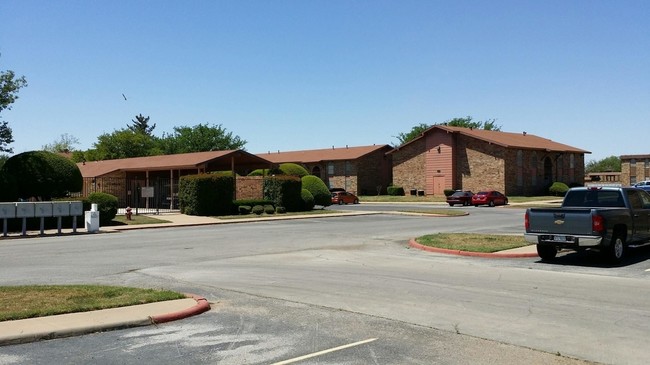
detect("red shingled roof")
(77, 150), (271, 178)
(256, 144), (392, 163)
(393, 125), (590, 154)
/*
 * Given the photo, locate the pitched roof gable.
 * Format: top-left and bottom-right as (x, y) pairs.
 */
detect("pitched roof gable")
(394, 125), (590, 154)
(257, 144), (392, 164)
(78, 150), (270, 177)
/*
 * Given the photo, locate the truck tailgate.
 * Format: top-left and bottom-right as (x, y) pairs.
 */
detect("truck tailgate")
(526, 208), (595, 235)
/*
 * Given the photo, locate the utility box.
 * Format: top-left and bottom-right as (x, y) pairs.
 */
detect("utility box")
(34, 202), (53, 217)
(0, 203), (16, 219)
(16, 202), (35, 218)
(70, 201), (83, 216)
(52, 202), (70, 217)
(85, 204), (100, 233)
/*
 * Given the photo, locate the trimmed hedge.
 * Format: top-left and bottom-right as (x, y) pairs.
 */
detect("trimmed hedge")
(0, 150), (82, 201)
(248, 167), (282, 176)
(301, 175), (331, 207)
(444, 189), (456, 197)
(549, 182), (570, 196)
(263, 175), (303, 212)
(178, 174), (234, 216)
(387, 186), (405, 196)
(301, 189), (315, 211)
(86, 192), (118, 226)
(279, 163), (309, 177)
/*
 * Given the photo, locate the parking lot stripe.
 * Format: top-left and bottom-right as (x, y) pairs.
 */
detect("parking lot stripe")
(271, 338), (378, 365)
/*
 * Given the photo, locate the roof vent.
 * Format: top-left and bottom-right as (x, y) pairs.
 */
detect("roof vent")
(523, 131), (527, 136)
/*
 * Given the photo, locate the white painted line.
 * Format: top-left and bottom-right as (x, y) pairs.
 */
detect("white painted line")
(645, 268), (650, 272)
(271, 338), (378, 365)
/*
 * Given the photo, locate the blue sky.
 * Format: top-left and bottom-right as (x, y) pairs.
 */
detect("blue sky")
(1, 1), (648, 163)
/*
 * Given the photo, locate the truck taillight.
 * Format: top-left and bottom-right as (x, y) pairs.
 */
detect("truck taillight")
(525, 211), (530, 230)
(592, 214), (604, 233)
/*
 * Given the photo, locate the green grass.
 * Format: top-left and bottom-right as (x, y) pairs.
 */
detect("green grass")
(0, 285), (186, 322)
(399, 209), (468, 216)
(416, 233), (529, 253)
(111, 215), (172, 225)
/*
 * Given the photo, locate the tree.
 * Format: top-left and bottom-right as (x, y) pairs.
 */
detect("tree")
(128, 114), (155, 135)
(394, 116), (501, 146)
(42, 133), (80, 153)
(394, 123), (430, 146)
(585, 156), (621, 174)
(0, 67), (28, 153)
(90, 129), (162, 160)
(443, 116), (501, 131)
(160, 123), (246, 154)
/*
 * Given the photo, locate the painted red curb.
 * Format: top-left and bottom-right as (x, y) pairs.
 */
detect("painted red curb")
(408, 239), (539, 258)
(150, 294), (211, 324)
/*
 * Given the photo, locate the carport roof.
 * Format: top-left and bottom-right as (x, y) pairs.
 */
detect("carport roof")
(257, 144), (393, 164)
(77, 150), (272, 178)
(391, 125), (590, 154)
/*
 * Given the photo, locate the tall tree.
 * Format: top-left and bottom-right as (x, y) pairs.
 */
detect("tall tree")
(585, 156), (621, 174)
(0, 66), (28, 153)
(160, 123), (246, 154)
(42, 133), (80, 153)
(128, 114), (155, 135)
(394, 123), (430, 146)
(394, 116), (501, 146)
(90, 129), (161, 160)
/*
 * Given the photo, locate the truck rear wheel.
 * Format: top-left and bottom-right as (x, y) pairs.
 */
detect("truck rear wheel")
(605, 234), (625, 264)
(536, 244), (557, 260)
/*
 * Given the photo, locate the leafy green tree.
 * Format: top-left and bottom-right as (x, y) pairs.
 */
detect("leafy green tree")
(160, 123), (246, 154)
(90, 129), (162, 160)
(128, 114), (155, 135)
(394, 117), (501, 146)
(0, 66), (28, 153)
(585, 156), (621, 174)
(42, 133), (80, 153)
(394, 123), (430, 146)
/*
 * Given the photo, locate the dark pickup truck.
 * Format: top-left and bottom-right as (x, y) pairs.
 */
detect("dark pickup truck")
(524, 187), (650, 262)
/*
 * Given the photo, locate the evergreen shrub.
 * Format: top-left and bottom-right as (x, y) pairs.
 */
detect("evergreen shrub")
(179, 174), (234, 216)
(387, 186), (405, 196)
(301, 189), (315, 211)
(263, 176), (302, 212)
(549, 182), (570, 196)
(301, 175), (331, 207)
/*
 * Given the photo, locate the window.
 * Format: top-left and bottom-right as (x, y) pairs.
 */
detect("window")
(327, 163), (334, 175)
(345, 161), (351, 176)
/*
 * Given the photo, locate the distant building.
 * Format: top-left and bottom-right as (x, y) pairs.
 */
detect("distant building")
(620, 154), (650, 185)
(584, 172), (621, 187)
(389, 125), (589, 196)
(257, 145), (393, 195)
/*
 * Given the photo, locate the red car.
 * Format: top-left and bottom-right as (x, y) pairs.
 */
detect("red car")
(331, 191), (360, 205)
(446, 191), (474, 206)
(471, 190), (508, 207)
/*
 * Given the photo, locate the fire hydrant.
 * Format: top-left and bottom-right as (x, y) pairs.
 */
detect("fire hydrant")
(125, 207), (133, 220)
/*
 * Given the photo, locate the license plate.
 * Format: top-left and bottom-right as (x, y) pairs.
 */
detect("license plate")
(553, 235), (567, 242)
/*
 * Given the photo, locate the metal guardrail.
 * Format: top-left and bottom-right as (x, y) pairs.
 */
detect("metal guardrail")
(0, 201), (85, 237)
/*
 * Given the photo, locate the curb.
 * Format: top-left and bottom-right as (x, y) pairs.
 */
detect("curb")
(0, 294), (211, 346)
(150, 294), (211, 324)
(408, 239), (539, 258)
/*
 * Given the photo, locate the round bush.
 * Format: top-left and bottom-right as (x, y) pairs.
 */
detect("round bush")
(86, 192), (118, 226)
(275, 206), (287, 214)
(279, 163), (309, 177)
(238, 205), (252, 215)
(301, 175), (331, 207)
(0, 151), (82, 200)
(301, 188), (315, 211)
(264, 205), (275, 214)
(387, 186), (405, 196)
(252, 205), (264, 215)
(549, 182), (570, 196)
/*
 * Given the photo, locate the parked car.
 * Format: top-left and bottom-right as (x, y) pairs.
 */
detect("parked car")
(471, 190), (508, 207)
(329, 187), (346, 193)
(331, 191), (359, 205)
(633, 181), (650, 192)
(446, 191), (474, 206)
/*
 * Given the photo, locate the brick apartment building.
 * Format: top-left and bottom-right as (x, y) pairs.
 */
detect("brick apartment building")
(620, 154), (650, 186)
(257, 145), (393, 195)
(389, 125), (589, 196)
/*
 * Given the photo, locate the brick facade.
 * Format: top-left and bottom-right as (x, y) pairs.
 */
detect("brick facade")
(620, 155), (650, 185)
(392, 128), (586, 196)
